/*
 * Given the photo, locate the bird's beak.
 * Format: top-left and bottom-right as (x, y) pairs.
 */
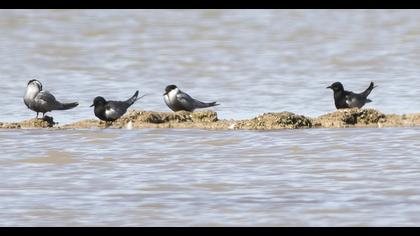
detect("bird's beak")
(90, 104), (94, 107)
(326, 86), (332, 89)
(163, 92), (167, 96)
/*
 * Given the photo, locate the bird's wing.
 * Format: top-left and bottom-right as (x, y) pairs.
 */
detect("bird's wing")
(35, 91), (61, 109)
(176, 92), (196, 111)
(36, 91), (56, 103)
(105, 101), (127, 120)
(345, 92), (365, 108)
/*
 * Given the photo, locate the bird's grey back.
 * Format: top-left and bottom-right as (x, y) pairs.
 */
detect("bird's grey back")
(176, 92), (198, 111)
(31, 91), (62, 112)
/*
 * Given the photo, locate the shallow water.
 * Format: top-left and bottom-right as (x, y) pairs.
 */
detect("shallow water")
(1, 128), (420, 226)
(1, 9), (420, 226)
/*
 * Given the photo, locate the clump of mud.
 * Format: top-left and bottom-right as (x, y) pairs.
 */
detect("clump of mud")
(60, 119), (102, 129)
(313, 108), (386, 128)
(0, 116), (55, 129)
(62, 110), (228, 129)
(232, 112), (312, 130)
(381, 113), (420, 127)
(111, 110), (223, 129)
(122, 110), (218, 124)
(62, 110), (313, 130)
(2, 109), (420, 130)
(0, 122), (21, 129)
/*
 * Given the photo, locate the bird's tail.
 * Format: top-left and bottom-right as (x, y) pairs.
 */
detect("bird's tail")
(196, 101), (220, 108)
(58, 102), (79, 110)
(361, 82), (376, 98)
(126, 90), (146, 106)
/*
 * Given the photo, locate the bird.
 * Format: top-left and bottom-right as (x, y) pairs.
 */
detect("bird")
(90, 91), (144, 122)
(23, 79), (79, 119)
(327, 81), (376, 109)
(163, 85), (219, 112)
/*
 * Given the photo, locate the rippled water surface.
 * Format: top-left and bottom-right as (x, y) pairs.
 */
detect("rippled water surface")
(1, 10), (420, 226)
(1, 128), (420, 226)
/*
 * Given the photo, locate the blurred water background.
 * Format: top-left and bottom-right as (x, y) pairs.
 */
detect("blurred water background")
(0, 10), (420, 226)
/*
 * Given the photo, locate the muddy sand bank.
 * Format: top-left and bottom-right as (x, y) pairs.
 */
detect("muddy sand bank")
(1, 108), (420, 130)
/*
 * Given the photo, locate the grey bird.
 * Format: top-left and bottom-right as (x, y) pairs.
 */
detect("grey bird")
(23, 79), (79, 118)
(327, 81), (376, 109)
(90, 91), (144, 122)
(163, 85), (219, 112)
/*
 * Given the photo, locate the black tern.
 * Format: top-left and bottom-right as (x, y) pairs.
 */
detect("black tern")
(327, 81), (376, 109)
(90, 91), (144, 122)
(23, 79), (79, 118)
(163, 85), (219, 112)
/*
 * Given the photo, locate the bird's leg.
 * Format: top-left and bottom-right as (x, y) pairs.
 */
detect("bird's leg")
(42, 113), (45, 119)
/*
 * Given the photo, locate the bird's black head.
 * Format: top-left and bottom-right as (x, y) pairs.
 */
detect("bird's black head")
(327, 82), (344, 92)
(27, 79), (42, 90)
(163, 85), (178, 95)
(90, 96), (106, 107)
